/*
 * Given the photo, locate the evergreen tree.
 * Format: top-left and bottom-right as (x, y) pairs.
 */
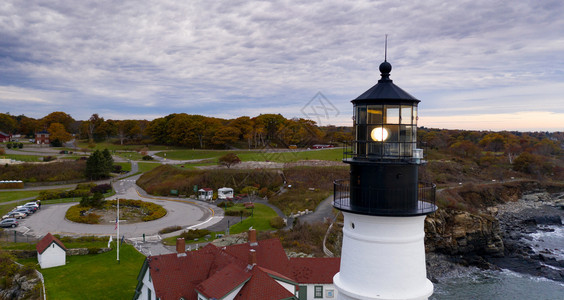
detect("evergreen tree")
(102, 148), (114, 174)
(85, 149), (112, 180)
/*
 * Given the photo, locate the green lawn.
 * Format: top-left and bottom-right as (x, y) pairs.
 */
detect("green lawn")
(137, 162), (161, 173)
(0, 190), (43, 203)
(4, 154), (42, 162)
(236, 148), (342, 162)
(155, 148), (343, 163)
(162, 231), (224, 246)
(155, 150), (231, 160)
(74, 141), (174, 152)
(115, 162), (132, 172)
(39, 244), (145, 300)
(227, 203), (279, 234)
(160, 203), (279, 244)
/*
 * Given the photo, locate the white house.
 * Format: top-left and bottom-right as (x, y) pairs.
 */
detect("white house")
(198, 188), (213, 201)
(217, 187), (234, 200)
(36, 233), (67, 269)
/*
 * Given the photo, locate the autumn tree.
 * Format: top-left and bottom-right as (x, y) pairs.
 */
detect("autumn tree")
(218, 153), (241, 168)
(212, 126), (241, 148)
(47, 122), (72, 146)
(0, 113), (17, 134)
(16, 115), (39, 137)
(41, 112), (75, 133)
(449, 140), (481, 158)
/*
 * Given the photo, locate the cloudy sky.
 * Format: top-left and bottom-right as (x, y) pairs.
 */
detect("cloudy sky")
(1, 0), (563, 131)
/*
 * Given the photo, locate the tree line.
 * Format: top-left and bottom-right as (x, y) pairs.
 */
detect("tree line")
(0, 112), (353, 149)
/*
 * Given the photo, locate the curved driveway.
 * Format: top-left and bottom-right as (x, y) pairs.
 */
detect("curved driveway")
(17, 173), (224, 239)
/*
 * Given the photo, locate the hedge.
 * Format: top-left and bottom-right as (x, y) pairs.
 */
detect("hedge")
(65, 199), (166, 224)
(106, 199), (166, 222)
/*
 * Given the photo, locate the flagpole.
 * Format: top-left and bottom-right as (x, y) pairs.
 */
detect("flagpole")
(117, 198), (120, 264)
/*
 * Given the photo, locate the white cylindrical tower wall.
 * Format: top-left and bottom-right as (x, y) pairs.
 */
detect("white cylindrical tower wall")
(333, 212), (433, 300)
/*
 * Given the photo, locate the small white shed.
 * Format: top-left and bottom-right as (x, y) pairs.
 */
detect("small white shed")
(36, 233), (67, 269)
(198, 188), (213, 201)
(217, 187), (234, 200)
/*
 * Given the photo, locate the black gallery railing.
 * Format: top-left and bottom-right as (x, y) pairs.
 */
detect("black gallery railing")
(333, 179), (437, 216)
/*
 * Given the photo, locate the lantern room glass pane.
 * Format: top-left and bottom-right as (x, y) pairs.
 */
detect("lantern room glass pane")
(400, 125), (413, 142)
(356, 106), (367, 125)
(385, 105), (400, 124)
(401, 106), (412, 124)
(413, 106), (418, 124)
(386, 125), (399, 142)
(366, 105), (383, 124)
(401, 142), (414, 157)
(356, 125), (366, 156)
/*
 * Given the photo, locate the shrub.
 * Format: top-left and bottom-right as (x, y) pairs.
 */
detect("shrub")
(91, 183), (112, 194)
(80, 193), (104, 208)
(269, 216), (285, 229)
(224, 208), (251, 217)
(18, 143), (23, 149)
(42, 156), (56, 162)
(142, 155), (154, 161)
(65, 205), (101, 224)
(6, 143), (12, 149)
(0, 148), (4, 155)
(179, 229), (211, 241)
(112, 165), (123, 173)
(105, 199), (166, 222)
(0, 161), (85, 182)
(76, 183), (96, 190)
(217, 201), (234, 208)
(158, 225), (182, 234)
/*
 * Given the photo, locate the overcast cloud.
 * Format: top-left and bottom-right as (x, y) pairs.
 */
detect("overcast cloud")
(1, 0), (563, 131)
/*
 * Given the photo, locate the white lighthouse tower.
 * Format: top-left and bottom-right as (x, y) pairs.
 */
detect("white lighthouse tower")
(332, 57), (437, 300)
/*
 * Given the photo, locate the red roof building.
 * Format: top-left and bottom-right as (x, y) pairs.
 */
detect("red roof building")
(133, 230), (340, 300)
(0, 131), (11, 142)
(36, 233), (67, 269)
(35, 130), (49, 145)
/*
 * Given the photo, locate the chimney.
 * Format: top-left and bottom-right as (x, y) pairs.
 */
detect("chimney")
(248, 249), (257, 267)
(248, 229), (258, 246)
(176, 238), (185, 254)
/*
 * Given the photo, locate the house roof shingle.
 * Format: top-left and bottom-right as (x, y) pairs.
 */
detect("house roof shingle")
(143, 237), (338, 300)
(36, 233), (67, 254)
(289, 257), (341, 284)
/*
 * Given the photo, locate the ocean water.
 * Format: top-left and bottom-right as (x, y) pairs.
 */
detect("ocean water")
(431, 269), (564, 300)
(432, 225), (564, 300)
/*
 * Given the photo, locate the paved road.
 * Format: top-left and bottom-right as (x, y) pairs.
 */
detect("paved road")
(14, 174), (225, 240)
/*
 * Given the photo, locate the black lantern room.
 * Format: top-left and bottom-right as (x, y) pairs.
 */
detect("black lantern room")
(334, 60), (436, 216)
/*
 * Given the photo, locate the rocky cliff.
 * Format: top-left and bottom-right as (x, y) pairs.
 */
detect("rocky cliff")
(425, 208), (504, 257)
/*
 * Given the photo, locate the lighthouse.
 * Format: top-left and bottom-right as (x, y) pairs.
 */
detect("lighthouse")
(332, 57), (437, 300)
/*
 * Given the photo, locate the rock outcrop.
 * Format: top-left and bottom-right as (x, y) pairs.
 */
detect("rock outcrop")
(425, 208), (504, 257)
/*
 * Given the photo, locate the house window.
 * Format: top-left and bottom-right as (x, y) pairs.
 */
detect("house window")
(314, 286), (323, 298)
(147, 287), (151, 300)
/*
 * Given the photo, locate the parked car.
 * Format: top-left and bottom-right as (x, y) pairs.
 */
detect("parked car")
(0, 218), (18, 228)
(2, 212), (26, 219)
(23, 202), (39, 209)
(10, 208), (30, 217)
(19, 203), (38, 212)
(16, 205), (35, 215)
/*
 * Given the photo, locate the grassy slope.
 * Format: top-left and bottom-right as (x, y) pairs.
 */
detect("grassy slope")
(227, 203), (278, 234)
(4, 154), (42, 162)
(0, 190), (43, 203)
(40, 244), (145, 300)
(154, 148), (343, 163)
